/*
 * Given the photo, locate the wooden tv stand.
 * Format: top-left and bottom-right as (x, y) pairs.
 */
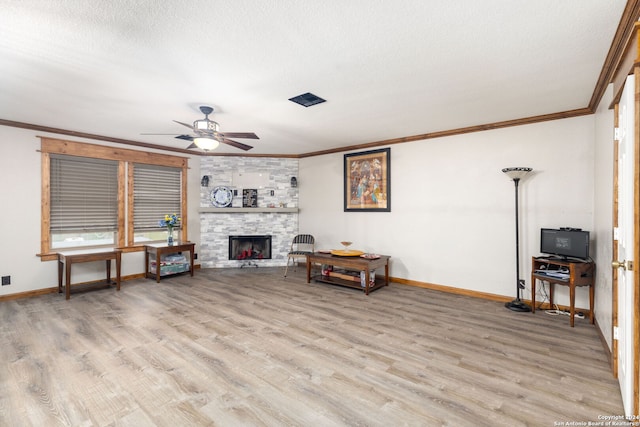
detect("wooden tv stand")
(531, 256), (595, 327)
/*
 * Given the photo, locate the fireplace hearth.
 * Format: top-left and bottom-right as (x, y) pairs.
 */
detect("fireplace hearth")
(228, 235), (272, 263)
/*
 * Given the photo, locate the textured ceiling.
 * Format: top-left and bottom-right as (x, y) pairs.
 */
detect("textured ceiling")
(0, 0), (629, 156)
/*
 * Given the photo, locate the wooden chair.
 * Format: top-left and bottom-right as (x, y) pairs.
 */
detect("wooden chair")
(284, 234), (315, 277)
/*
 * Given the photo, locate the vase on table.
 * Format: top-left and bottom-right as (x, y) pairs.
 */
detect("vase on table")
(167, 227), (174, 246)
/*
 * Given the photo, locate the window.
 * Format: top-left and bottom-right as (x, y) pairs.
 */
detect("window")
(50, 154), (118, 249)
(133, 163), (182, 243)
(40, 137), (189, 259)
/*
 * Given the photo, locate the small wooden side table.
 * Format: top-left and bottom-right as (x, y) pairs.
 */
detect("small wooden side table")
(531, 256), (595, 327)
(57, 248), (122, 300)
(144, 242), (195, 283)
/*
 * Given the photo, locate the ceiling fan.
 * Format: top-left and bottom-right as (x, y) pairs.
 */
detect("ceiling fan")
(143, 106), (259, 151)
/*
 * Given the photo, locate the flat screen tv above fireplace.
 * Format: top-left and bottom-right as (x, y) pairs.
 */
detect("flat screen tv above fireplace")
(228, 235), (272, 260)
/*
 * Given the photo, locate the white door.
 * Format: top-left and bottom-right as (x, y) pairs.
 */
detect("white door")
(616, 73), (636, 416)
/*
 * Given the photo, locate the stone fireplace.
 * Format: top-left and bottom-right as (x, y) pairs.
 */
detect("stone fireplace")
(198, 156), (299, 268)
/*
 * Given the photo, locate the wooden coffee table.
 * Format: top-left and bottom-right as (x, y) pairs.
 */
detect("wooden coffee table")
(306, 252), (390, 295)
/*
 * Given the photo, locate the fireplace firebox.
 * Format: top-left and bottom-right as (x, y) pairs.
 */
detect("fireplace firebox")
(228, 235), (272, 262)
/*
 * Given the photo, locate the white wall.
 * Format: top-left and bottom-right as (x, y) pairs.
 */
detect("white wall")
(300, 115), (597, 308)
(0, 114), (610, 317)
(0, 126), (202, 296)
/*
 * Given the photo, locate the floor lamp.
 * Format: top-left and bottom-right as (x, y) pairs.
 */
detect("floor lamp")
(502, 167), (533, 312)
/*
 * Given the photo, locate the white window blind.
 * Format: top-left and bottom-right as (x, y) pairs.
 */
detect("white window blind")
(50, 154), (118, 232)
(133, 163), (182, 231)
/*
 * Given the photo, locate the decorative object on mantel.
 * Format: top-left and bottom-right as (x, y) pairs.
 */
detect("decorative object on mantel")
(211, 186), (233, 207)
(200, 175), (210, 187)
(159, 213), (181, 246)
(290, 177), (297, 187)
(344, 148), (391, 212)
(242, 189), (258, 207)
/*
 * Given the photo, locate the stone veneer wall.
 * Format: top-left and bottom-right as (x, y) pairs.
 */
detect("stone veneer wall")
(199, 157), (299, 268)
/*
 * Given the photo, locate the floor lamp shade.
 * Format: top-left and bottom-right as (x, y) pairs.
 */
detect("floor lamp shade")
(503, 167), (532, 312)
(502, 167), (532, 180)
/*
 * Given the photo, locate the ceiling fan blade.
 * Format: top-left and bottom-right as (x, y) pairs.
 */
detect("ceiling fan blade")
(141, 133), (181, 135)
(175, 134), (194, 141)
(220, 132), (259, 139)
(173, 120), (194, 129)
(186, 143), (198, 149)
(221, 138), (253, 151)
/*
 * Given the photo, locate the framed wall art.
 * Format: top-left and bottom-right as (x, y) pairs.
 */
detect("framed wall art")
(344, 148), (390, 212)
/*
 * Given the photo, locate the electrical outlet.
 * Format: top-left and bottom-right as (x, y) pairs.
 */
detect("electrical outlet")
(194, 253), (198, 260)
(1, 276), (10, 286)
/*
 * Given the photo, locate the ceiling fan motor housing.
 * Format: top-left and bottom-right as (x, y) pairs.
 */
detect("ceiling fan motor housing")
(194, 119), (219, 132)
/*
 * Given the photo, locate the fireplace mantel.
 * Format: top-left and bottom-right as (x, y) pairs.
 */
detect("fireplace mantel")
(199, 207), (299, 213)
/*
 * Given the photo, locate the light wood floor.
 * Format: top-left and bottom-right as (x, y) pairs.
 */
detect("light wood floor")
(0, 267), (623, 426)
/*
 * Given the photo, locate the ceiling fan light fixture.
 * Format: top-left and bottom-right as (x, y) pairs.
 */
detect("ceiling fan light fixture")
(194, 137), (219, 151)
(156, 105), (255, 151)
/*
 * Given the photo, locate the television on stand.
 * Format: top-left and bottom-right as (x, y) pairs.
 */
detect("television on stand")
(540, 228), (590, 261)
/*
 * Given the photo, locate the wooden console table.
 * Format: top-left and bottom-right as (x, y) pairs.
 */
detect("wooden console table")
(531, 256), (595, 327)
(306, 252), (390, 295)
(145, 242), (195, 283)
(57, 248), (122, 300)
